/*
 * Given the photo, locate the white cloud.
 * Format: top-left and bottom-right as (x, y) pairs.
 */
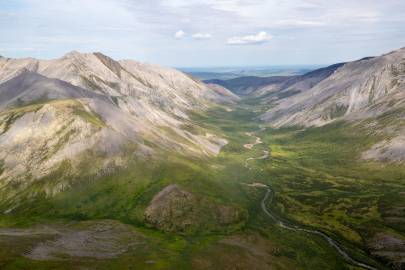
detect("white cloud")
(227, 31), (272, 45)
(191, 33), (212, 40)
(174, 30), (186, 39)
(276, 19), (325, 27)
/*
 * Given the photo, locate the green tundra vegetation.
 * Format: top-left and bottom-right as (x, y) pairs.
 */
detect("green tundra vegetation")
(0, 100), (403, 270)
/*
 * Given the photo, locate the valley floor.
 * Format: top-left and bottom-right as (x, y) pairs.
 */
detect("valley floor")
(0, 103), (404, 270)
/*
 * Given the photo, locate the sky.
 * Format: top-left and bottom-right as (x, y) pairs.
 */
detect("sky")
(1, 0), (405, 67)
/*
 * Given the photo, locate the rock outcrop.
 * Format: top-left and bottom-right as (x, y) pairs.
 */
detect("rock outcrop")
(144, 184), (245, 234)
(367, 233), (405, 270)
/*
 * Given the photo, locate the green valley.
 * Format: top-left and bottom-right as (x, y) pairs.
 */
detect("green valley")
(1, 101), (402, 269)
(1, 48), (405, 269)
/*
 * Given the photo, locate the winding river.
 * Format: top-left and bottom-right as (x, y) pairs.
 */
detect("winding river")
(243, 129), (379, 270)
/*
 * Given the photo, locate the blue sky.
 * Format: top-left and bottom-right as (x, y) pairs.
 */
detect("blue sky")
(1, 0), (405, 67)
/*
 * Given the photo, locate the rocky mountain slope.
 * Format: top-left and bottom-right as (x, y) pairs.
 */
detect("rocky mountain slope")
(0, 51), (236, 200)
(0, 72), (104, 109)
(260, 47), (405, 162)
(260, 50), (404, 127)
(203, 82), (241, 102)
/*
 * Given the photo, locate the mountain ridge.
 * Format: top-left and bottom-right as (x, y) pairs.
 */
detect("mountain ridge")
(0, 51), (236, 199)
(260, 47), (405, 127)
(246, 47), (405, 162)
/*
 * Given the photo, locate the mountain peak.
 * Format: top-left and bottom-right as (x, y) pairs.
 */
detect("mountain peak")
(92, 51), (111, 58)
(93, 52), (119, 64)
(63, 50), (84, 59)
(92, 52), (122, 78)
(63, 50), (115, 59)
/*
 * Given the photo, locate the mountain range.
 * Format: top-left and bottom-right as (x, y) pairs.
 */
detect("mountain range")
(208, 48), (405, 162)
(0, 48), (404, 270)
